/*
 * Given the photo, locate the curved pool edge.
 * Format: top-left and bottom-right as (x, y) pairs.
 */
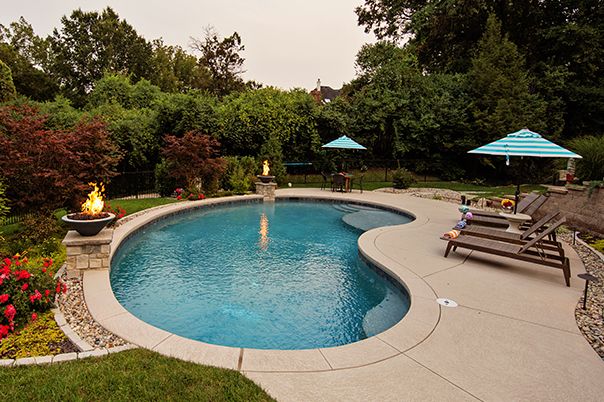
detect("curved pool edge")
(82, 190), (441, 372)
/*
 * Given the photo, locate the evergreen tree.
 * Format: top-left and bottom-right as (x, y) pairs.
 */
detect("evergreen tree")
(467, 15), (547, 143)
(0, 59), (17, 102)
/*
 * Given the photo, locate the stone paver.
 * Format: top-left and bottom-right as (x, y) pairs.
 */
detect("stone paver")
(80, 188), (604, 401)
(78, 349), (109, 359)
(52, 352), (78, 363)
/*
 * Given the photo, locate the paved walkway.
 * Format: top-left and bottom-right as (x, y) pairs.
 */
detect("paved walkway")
(83, 188), (604, 401)
(244, 189), (604, 401)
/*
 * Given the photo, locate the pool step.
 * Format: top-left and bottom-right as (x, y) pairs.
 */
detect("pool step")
(362, 288), (405, 337)
(347, 204), (379, 212)
(341, 210), (409, 232)
(333, 204), (360, 213)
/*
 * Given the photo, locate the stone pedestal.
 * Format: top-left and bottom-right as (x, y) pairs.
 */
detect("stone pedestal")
(62, 228), (113, 279)
(255, 181), (277, 201)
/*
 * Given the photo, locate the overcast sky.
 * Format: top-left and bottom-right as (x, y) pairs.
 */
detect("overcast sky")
(1, 0), (374, 90)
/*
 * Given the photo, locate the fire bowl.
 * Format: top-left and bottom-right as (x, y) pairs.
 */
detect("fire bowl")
(257, 175), (275, 184)
(62, 213), (115, 236)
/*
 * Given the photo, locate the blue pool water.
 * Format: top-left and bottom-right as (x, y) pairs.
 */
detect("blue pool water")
(111, 201), (411, 350)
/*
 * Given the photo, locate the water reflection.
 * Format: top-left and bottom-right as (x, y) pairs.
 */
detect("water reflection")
(258, 212), (269, 251)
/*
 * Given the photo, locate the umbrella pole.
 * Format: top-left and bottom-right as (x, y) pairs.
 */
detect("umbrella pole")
(514, 183), (520, 214)
(514, 157), (523, 214)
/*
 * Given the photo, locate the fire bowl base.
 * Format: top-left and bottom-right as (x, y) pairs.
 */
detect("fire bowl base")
(255, 181), (277, 201)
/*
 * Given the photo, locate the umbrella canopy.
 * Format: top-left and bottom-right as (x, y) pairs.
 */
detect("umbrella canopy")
(468, 128), (582, 213)
(468, 128), (582, 162)
(322, 135), (367, 150)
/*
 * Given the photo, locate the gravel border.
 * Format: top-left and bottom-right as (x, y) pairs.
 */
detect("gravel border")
(56, 275), (128, 349)
(560, 232), (604, 360)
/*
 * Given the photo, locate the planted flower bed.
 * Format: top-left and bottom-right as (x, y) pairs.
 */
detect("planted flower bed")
(1, 255), (66, 341)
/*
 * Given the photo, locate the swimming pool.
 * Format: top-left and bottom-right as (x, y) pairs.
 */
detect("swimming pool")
(110, 200), (411, 350)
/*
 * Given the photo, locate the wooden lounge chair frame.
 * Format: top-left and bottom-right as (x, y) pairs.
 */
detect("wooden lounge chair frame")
(468, 194), (549, 228)
(443, 217), (570, 286)
(460, 211), (561, 250)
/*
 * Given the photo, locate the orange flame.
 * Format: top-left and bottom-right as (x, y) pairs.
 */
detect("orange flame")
(262, 160), (270, 176)
(81, 182), (105, 216)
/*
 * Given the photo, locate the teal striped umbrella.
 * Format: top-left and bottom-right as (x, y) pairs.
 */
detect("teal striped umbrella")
(468, 128), (582, 212)
(468, 128), (582, 164)
(322, 135), (367, 150)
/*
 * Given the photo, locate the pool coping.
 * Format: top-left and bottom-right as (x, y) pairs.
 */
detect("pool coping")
(82, 192), (440, 372)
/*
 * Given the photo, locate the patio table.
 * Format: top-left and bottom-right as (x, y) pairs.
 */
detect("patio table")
(498, 212), (532, 234)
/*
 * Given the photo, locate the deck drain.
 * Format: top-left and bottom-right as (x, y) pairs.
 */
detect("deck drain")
(436, 298), (458, 308)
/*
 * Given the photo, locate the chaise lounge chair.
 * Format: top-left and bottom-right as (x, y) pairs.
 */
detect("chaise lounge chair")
(467, 193), (549, 228)
(459, 211), (562, 252)
(442, 216), (570, 286)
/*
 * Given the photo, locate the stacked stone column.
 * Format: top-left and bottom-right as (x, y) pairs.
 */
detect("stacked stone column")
(62, 229), (112, 278)
(255, 182), (277, 201)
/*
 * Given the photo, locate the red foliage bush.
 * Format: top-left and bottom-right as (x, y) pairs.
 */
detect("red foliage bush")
(0, 105), (122, 212)
(161, 131), (226, 193)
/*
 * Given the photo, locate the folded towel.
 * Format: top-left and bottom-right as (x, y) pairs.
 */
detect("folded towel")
(454, 220), (467, 229)
(442, 230), (460, 239)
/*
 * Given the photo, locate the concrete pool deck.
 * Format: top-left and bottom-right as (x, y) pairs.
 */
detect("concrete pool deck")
(82, 188), (604, 401)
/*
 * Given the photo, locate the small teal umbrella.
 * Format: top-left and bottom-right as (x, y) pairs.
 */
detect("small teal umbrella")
(322, 135), (367, 150)
(468, 128), (582, 212)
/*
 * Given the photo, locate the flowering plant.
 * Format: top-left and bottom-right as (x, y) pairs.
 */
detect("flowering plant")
(175, 188), (205, 201)
(103, 202), (126, 221)
(501, 198), (515, 211)
(0, 255), (65, 339)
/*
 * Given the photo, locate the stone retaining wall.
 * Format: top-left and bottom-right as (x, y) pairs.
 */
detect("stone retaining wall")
(536, 186), (604, 236)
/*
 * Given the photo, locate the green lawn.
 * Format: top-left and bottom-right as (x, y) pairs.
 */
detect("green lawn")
(105, 197), (178, 216)
(290, 181), (546, 198)
(0, 348), (274, 401)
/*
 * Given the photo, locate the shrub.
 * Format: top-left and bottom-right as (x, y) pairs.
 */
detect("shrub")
(392, 168), (416, 189)
(161, 131), (226, 194)
(20, 214), (61, 247)
(0, 311), (68, 358)
(0, 255), (65, 339)
(222, 156), (256, 194)
(0, 105), (122, 213)
(154, 160), (178, 197)
(568, 136), (604, 181)
(0, 179), (9, 220)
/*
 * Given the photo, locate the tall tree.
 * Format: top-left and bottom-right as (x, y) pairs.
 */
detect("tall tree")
(0, 18), (58, 100)
(467, 15), (547, 141)
(48, 7), (153, 105)
(148, 39), (212, 93)
(355, 1), (603, 137)
(190, 27), (246, 96)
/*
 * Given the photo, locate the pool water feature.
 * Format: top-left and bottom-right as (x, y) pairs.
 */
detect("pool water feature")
(111, 201), (411, 350)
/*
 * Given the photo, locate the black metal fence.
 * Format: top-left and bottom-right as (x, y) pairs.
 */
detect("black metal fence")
(284, 159), (436, 184)
(0, 212), (34, 226)
(105, 171), (158, 199)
